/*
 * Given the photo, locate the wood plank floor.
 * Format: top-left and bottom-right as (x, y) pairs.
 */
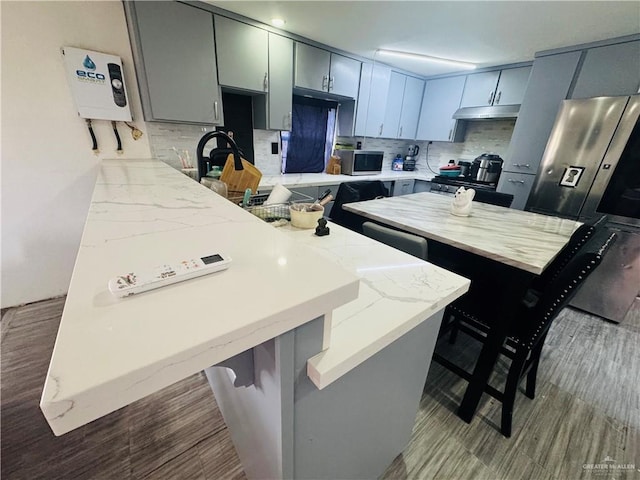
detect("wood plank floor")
(1, 297), (638, 479)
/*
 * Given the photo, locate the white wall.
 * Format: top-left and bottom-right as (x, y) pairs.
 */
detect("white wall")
(1, 1), (152, 308)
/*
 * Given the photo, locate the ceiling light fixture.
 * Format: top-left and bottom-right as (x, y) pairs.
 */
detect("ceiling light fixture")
(271, 18), (286, 27)
(377, 49), (476, 70)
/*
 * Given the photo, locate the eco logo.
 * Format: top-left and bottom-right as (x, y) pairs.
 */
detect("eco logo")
(583, 455), (637, 476)
(76, 54), (105, 83)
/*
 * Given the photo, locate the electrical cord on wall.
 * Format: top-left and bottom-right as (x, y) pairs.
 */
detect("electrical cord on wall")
(112, 121), (123, 154)
(86, 119), (99, 154)
(425, 141), (439, 175)
(124, 122), (143, 140)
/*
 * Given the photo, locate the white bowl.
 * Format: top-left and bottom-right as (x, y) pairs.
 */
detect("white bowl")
(290, 203), (324, 229)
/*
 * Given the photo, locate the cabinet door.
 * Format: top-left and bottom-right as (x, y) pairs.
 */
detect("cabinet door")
(354, 63), (392, 137)
(382, 72), (406, 138)
(502, 51), (581, 176)
(328, 53), (361, 98)
(214, 16), (268, 93)
(132, 1), (221, 124)
(268, 33), (293, 130)
(460, 71), (500, 108)
(294, 43), (331, 92)
(393, 179), (415, 196)
(413, 180), (431, 193)
(416, 76), (466, 141)
(494, 66), (531, 106)
(397, 76), (425, 139)
(571, 41), (640, 99)
(496, 172), (536, 210)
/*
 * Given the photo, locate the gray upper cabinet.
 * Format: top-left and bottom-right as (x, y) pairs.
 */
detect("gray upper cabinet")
(129, 1), (222, 124)
(214, 16), (268, 93)
(267, 33), (293, 130)
(460, 67), (531, 107)
(460, 71), (501, 107)
(416, 75), (466, 142)
(494, 66), (531, 105)
(295, 43), (331, 92)
(382, 72), (406, 138)
(354, 63), (392, 137)
(571, 40), (640, 99)
(294, 43), (361, 98)
(397, 76), (425, 139)
(329, 53), (361, 98)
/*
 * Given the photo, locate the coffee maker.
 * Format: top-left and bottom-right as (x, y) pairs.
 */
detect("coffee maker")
(403, 144), (419, 171)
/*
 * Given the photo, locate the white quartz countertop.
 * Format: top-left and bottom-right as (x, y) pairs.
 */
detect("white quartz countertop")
(343, 192), (581, 275)
(40, 159), (359, 436)
(278, 222), (470, 390)
(259, 170), (433, 189)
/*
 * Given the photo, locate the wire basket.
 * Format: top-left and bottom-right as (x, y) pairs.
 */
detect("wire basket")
(243, 190), (314, 222)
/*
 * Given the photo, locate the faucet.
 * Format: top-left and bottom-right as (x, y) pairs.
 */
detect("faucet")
(196, 130), (244, 180)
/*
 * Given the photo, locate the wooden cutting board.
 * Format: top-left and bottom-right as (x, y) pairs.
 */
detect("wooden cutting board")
(219, 153), (262, 197)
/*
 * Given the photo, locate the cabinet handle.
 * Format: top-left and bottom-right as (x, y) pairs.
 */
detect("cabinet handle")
(399, 126), (403, 137)
(379, 124), (383, 136)
(508, 179), (525, 185)
(512, 163), (531, 169)
(488, 91), (495, 104)
(214, 100), (219, 121)
(288, 112), (292, 130)
(322, 75), (328, 90)
(263, 72), (268, 92)
(448, 129), (453, 141)
(329, 76), (334, 91)
(495, 91), (502, 104)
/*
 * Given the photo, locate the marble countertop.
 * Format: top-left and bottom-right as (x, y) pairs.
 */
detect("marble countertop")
(259, 170), (434, 189)
(40, 159), (359, 436)
(278, 222), (470, 390)
(344, 192), (581, 275)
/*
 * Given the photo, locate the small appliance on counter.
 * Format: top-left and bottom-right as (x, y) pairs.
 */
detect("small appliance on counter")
(403, 144), (419, 171)
(392, 154), (404, 171)
(335, 150), (384, 175)
(458, 161), (472, 178)
(470, 153), (504, 183)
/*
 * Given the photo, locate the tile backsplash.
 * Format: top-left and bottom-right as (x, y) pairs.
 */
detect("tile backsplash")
(146, 118), (515, 177)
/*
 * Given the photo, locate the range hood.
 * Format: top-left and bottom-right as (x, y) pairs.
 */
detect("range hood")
(453, 104), (520, 120)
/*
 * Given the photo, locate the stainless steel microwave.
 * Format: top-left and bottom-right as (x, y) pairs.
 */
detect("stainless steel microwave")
(336, 150), (384, 175)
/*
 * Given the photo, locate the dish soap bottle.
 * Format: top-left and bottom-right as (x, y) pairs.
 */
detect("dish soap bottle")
(392, 154), (403, 171)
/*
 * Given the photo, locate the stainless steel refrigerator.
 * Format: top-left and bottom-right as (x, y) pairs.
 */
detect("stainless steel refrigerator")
(527, 94), (640, 322)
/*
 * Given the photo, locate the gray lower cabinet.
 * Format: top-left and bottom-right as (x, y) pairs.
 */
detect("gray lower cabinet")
(214, 16), (268, 93)
(413, 180), (431, 193)
(497, 172), (536, 210)
(416, 76), (466, 142)
(128, 1), (223, 124)
(392, 179), (415, 196)
(267, 33), (293, 130)
(355, 63), (392, 137)
(571, 40), (640, 99)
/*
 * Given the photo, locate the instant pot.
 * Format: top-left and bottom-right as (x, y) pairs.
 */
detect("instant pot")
(471, 154), (504, 183)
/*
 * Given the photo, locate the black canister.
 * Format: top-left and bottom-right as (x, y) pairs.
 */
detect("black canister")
(458, 161), (471, 178)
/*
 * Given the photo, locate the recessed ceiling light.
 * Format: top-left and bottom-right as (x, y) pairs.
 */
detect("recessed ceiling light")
(377, 49), (476, 70)
(271, 18), (286, 27)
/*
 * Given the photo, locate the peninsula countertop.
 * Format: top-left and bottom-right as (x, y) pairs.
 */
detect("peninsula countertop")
(40, 159), (359, 436)
(343, 192), (581, 275)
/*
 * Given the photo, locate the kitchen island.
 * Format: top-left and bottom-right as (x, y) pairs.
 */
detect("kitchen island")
(40, 159), (469, 479)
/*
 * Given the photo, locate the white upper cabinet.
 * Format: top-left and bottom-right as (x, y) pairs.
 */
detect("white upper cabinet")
(294, 43), (361, 98)
(416, 75), (466, 142)
(397, 76), (425, 139)
(131, 1), (223, 124)
(214, 15), (269, 93)
(460, 66), (531, 108)
(267, 33), (293, 130)
(354, 63), (392, 137)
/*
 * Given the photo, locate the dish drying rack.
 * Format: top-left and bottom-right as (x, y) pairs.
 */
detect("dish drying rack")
(240, 190), (314, 222)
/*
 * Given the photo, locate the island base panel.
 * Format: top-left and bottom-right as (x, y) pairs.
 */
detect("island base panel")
(207, 312), (444, 479)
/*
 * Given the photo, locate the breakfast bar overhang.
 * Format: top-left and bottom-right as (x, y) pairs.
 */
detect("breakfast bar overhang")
(40, 159), (470, 479)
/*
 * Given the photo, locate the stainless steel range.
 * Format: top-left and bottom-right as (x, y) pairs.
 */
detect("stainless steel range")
(429, 175), (498, 196)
